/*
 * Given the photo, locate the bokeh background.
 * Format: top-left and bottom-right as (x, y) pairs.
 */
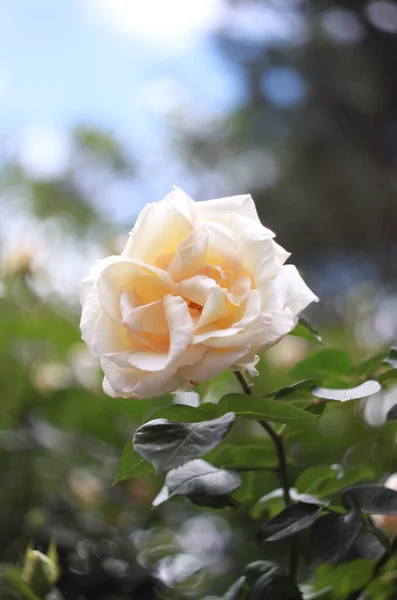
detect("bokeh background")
(1, 1), (397, 598)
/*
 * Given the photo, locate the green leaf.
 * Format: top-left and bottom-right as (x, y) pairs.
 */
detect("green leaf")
(351, 350), (389, 376)
(257, 502), (321, 543)
(218, 394), (317, 423)
(152, 459), (241, 507)
(211, 444), (278, 470)
(133, 412), (235, 472)
(379, 368), (397, 386)
(3, 569), (42, 600)
(244, 561), (303, 600)
(309, 512), (361, 565)
(290, 317), (323, 344)
(222, 576), (247, 600)
(296, 466), (337, 495)
(145, 404), (213, 423)
(311, 380), (380, 401)
(290, 349), (352, 383)
(250, 489), (289, 519)
(317, 467), (375, 498)
(113, 441), (153, 484)
(342, 484), (397, 514)
(315, 560), (372, 598)
(263, 380), (315, 403)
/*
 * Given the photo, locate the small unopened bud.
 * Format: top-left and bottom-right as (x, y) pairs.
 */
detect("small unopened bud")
(22, 544), (59, 597)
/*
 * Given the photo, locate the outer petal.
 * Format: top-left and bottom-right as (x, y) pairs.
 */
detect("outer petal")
(283, 265), (319, 315)
(122, 191), (194, 264)
(80, 289), (102, 349)
(195, 193), (260, 222)
(179, 347), (250, 381)
(96, 257), (174, 323)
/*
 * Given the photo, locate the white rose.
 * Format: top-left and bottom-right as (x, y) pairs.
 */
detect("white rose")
(80, 187), (318, 399)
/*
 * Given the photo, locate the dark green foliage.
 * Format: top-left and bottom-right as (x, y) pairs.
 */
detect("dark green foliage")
(309, 512), (361, 565)
(244, 561), (303, 600)
(257, 502), (321, 543)
(133, 412), (235, 472)
(342, 484), (397, 515)
(152, 459), (241, 508)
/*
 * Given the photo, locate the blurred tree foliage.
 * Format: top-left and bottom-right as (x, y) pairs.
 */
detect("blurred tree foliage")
(174, 0), (397, 284)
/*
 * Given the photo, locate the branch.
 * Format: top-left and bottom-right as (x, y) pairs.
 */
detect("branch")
(233, 370), (297, 580)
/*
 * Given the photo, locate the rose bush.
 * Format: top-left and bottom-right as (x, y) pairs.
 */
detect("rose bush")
(80, 187), (318, 399)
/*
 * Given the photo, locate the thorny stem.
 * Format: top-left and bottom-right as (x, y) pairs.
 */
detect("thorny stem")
(233, 371), (298, 581)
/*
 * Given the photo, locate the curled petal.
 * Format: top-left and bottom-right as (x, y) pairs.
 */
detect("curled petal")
(122, 192), (194, 264)
(195, 193), (261, 222)
(283, 265), (319, 314)
(96, 257), (174, 322)
(127, 295), (193, 371)
(197, 286), (229, 329)
(179, 347), (250, 381)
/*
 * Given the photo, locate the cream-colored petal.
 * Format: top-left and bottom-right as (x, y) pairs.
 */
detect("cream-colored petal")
(122, 192), (193, 264)
(80, 289), (102, 350)
(284, 265), (319, 315)
(128, 295), (193, 371)
(246, 238), (282, 290)
(79, 256), (118, 306)
(132, 368), (184, 399)
(259, 269), (289, 313)
(193, 325), (243, 345)
(195, 193), (260, 222)
(122, 299), (168, 334)
(169, 186), (197, 224)
(179, 347), (250, 381)
(178, 275), (217, 307)
(233, 290), (261, 328)
(199, 222), (241, 269)
(273, 242), (291, 265)
(168, 227), (208, 280)
(197, 285), (229, 329)
(96, 257), (174, 323)
(229, 274), (252, 299)
(101, 355), (142, 394)
(91, 313), (129, 356)
(256, 310), (298, 352)
(218, 213), (275, 242)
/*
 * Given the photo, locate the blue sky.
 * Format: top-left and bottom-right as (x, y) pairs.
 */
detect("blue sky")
(0, 0), (243, 193)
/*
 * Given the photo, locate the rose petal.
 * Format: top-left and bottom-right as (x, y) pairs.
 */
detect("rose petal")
(195, 193), (260, 222)
(178, 274), (217, 307)
(197, 285), (229, 329)
(179, 347), (250, 381)
(96, 257), (174, 322)
(121, 299), (168, 334)
(168, 228), (209, 281)
(127, 295), (193, 371)
(283, 265), (319, 315)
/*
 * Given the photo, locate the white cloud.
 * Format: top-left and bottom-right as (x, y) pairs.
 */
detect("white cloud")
(18, 126), (70, 179)
(138, 77), (190, 114)
(86, 0), (223, 45)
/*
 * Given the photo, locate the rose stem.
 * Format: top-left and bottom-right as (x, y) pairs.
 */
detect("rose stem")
(233, 370), (298, 582)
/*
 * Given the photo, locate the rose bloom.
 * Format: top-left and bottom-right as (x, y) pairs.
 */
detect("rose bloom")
(80, 187), (318, 399)
(372, 474), (397, 534)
